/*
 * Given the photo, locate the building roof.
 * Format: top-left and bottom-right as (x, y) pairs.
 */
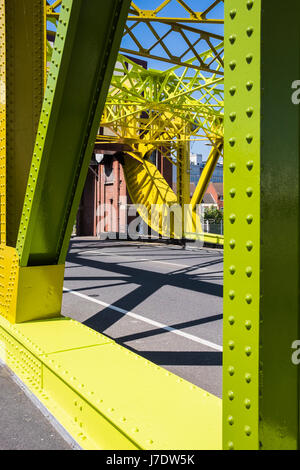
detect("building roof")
(202, 193), (216, 204)
(212, 182), (223, 196)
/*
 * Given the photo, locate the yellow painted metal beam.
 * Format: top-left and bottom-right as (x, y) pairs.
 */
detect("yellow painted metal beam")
(204, 232), (224, 246)
(190, 141), (223, 210)
(0, 246), (64, 324)
(5, 0), (45, 247)
(0, 0), (5, 245)
(0, 314), (222, 450)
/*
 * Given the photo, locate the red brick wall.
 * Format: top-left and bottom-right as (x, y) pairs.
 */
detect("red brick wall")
(78, 153), (173, 237)
(96, 158), (127, 237)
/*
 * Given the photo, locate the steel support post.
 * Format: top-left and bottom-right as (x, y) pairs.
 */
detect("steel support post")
(224, 0), (300, 450)
(5, 0), (45, 248)
(0, 0), (130, 323)
(190, 141), (223, 210)
(177, 138), (190, 237)
(0, 0), (6, 245)
(17, 0), (131, 268)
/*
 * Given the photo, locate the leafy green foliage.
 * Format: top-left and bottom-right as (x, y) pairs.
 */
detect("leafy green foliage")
(204, 207), (223, 223)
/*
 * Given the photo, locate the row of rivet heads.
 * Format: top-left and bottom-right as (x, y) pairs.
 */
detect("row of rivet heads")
(16, 2), (71, 251)
(0, 327), (41, 382)
(39, 340), (215, 448)
(225, 0), (258, 450)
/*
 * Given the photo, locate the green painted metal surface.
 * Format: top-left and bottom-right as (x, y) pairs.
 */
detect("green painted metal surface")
(224, 0), (300, 450)
(16, 0), (130, 267)
(5, 0), (45, 248)
(223, 0), (261, 449)
(260, 1), (300, 450)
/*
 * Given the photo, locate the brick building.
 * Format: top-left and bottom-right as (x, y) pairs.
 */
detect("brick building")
(77, 150), (173, 238)
(205, 182), (224, 210)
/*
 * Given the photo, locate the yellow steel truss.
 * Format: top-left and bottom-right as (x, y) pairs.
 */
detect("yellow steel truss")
(46, 0), (224, 240)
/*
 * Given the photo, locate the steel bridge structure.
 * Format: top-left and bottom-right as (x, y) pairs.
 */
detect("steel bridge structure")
(0, 0), (299, 450)
(47, 0), (225, 242)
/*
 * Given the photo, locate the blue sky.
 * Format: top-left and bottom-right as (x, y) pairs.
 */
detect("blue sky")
(123, 0), (223, 70)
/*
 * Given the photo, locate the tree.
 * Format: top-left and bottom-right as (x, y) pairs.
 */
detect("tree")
(204, 207), (223, 223)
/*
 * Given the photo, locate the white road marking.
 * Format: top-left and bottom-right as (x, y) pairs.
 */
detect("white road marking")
(151, 259), (207, 269)
(77, 250), (208, 270)
(63, 287), (223, 352)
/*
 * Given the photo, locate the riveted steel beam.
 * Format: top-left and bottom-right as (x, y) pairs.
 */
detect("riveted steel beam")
(5, 0), (45, 248)
(17, 0), (131, 267)
(0, 0), (6, 245)
(0, 313), (222, 449)
(224, 0), (300, 450)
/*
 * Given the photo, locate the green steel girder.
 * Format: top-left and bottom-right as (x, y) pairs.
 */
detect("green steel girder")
(224, 0), (300, 450)
(16, 0), (131, 267)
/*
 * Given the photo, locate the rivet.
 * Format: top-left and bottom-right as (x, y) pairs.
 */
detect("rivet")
(228, 316), (235, 325)
(229, 239), (236, 249)
(229, 214), (236, 224)
(245, 346), (252, 356)
(229, 35), (236, 44)
(246, 214), (253, 224)
(245, 425), (252, 436)
(246, 240), (253, 251)
(246, 134), (253, 144)
(229, 265), (236, 274)
(244, 399), (251, 410)
(228, 390), (235, 401)
(246, 27), (254, 37)
(228, 416), (234, 425)
(246, 187), (253, 197)
(246, 54), (253, 64)
(229, 61), (237, 70)
(229, 188), (236, 198)
(228, 441), (234, 450)
(229, 9), (237, 19)
(246, 107), (254, 117)
(229, 86), (237, 96)
(246, 160), (254, 170)
(245, 266), (252, 277)
(246, 81), (253, 91)
(245, 294), (252, 304)
(245, 320), (252, 330)
(229, 290), (235, 301)
(229, 112), (236, 122)
(247, 0), (254, 10)
(245, 373), (252, 383)
(228, 340), (235, 350)
(229, 163), (236, 173)
(228, 366), (235, 376)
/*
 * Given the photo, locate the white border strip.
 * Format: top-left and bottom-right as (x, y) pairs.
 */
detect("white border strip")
(63, 288), (223, 352)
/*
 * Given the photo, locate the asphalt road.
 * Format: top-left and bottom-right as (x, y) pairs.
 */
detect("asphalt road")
(62, 239), (223, 397)
(0, 363), (72, 450)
